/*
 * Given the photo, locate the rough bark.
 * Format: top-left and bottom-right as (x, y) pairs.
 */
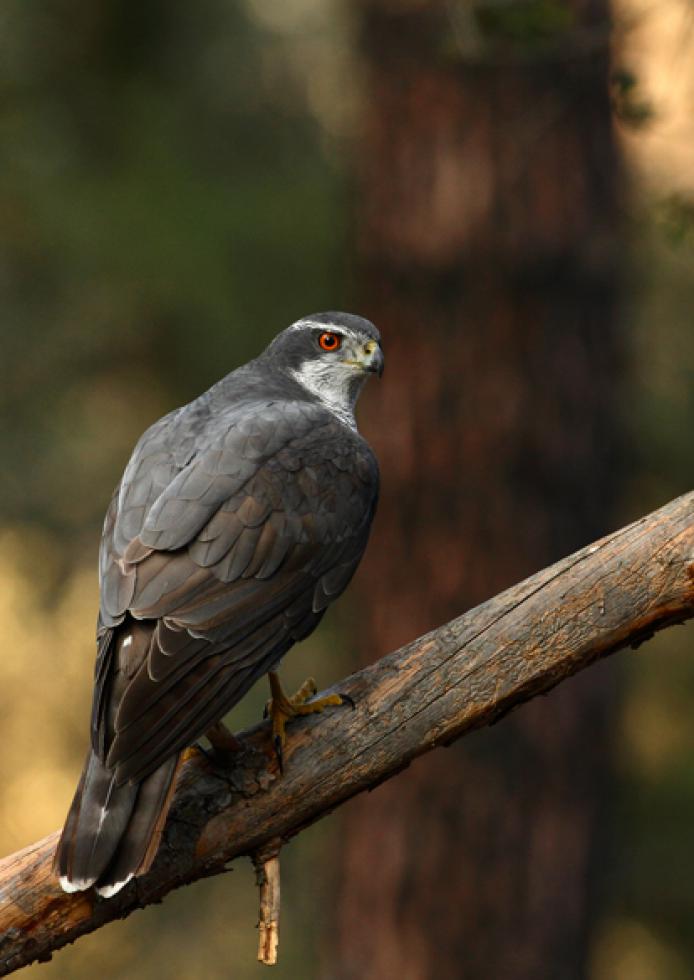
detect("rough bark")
(1, 493), (693, 977)
(334, 2), (622, 977)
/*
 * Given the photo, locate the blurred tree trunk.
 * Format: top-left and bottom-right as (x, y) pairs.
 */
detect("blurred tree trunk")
(328, 3), (622, 979)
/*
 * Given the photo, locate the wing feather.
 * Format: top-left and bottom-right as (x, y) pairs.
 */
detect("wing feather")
(93, 398), (379, 785)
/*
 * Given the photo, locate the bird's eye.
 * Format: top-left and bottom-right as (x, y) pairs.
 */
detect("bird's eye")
(318, 331), (342, 352)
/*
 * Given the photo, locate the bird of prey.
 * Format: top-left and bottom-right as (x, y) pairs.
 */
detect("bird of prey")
(54, 312), (383, 898)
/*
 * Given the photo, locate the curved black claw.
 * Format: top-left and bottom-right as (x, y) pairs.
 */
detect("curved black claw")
(274, 734), (285, 775)
(338, 693), (356, 710)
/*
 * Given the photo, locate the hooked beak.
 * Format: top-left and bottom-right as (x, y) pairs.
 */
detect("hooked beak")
(361, 340), (384, 378)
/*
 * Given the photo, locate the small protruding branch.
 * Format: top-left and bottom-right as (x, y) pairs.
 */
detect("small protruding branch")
(254, 842), (282, 966)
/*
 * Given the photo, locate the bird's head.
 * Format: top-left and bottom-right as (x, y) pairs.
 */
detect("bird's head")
(262, 312), (384, 425)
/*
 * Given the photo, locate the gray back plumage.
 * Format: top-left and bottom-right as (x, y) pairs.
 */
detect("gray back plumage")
(94, 355), (378, 783)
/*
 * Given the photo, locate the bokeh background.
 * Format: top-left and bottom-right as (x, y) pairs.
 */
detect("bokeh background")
(1, 1), (693, 978)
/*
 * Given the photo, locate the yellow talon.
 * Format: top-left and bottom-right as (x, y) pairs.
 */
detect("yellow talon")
(289, 676), (318, 707)
(265, 671), (353, 772)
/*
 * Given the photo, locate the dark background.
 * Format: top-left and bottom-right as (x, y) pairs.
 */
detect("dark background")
(1, 2), (693, 978)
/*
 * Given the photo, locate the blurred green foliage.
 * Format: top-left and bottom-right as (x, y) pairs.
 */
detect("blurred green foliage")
(0, 0), (346, 540)
(611, 68), (655, 129)
(474, 0), (575, 46)
(656, 193), (694, 248)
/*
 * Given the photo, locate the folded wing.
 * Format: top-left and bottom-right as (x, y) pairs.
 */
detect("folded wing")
(93, 397), (379, 785)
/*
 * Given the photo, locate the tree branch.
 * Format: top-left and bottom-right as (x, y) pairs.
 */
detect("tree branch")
(1, 492), (693, 975)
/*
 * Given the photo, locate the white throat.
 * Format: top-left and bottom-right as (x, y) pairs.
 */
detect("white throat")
(290, 360), (364, 430)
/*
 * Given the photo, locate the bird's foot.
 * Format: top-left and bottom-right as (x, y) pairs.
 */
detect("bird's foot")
(180, 743), (208, 764)
(180, 722), (242, 770)
(265, 672), (354, 773)
(205, 720), (243, 768)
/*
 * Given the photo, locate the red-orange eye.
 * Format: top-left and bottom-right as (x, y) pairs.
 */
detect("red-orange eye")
(318, 331), (342, 352)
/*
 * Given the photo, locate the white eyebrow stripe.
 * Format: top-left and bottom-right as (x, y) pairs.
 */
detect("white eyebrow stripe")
(288, 319), (355, 341)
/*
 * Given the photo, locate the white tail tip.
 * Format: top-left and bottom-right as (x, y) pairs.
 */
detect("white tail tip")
(59, 876), (95, 894)
(95, 874), (134, 899)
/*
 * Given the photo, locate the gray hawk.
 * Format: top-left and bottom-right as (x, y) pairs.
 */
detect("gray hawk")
(54, 312), (383, 897)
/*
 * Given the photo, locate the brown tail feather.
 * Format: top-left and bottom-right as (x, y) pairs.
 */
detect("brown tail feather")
(54, 749), (180, 896)
(94, 753), (181, 897)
